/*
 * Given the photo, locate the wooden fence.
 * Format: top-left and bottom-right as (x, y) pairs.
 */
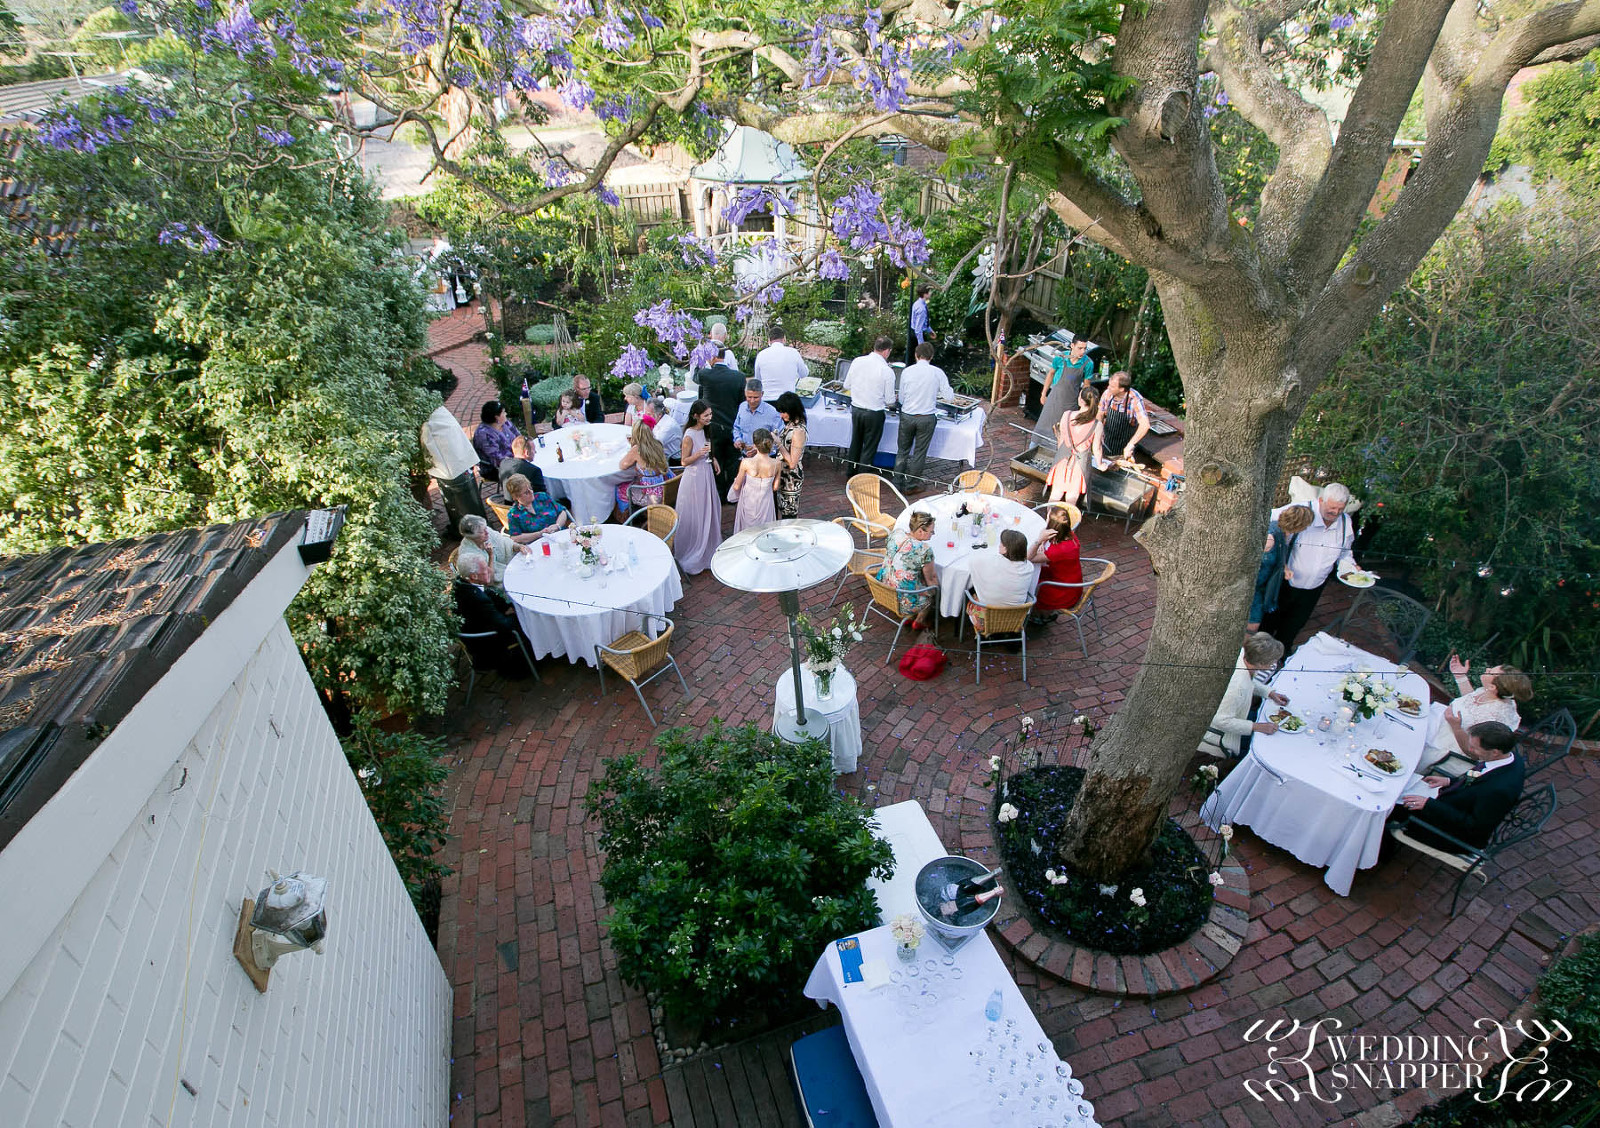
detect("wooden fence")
(615, 181), (690, 226)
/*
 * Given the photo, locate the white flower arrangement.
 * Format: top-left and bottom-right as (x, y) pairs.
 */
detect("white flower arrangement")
(989, 755), (1002, 772)
(890, 914), (924, 946)
(1337, 670), (1398, 721)
(1199, 764), (1219, 779)
(997, 802), (1020, 823)
(1129, 888), (1147, 908)
(1044, 869), (1069, 886)
(1209, 871), (1226, 887)
(1021, 715), (1035, 731)
(797, 603), (869, 675)
(1220, 824), (1234, 841)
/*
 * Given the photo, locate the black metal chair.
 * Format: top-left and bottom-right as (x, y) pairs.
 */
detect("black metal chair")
(1330, 586), (1433, 664)
(1387, 783), (1557, 916)
(1518, 707), (1577, 777)
(458, 628), (540, 708)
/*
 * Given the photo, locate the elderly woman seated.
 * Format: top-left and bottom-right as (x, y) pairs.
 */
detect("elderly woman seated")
(503, 473), (571, 544)
(1200, 632), (1291, 758)
(456, 513), (529, 585)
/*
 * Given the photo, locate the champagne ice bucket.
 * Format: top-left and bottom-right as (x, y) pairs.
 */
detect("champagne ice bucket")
(915, 855), (1002, 952)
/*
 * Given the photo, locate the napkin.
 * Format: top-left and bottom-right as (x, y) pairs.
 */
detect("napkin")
(861, 959), (891, 991)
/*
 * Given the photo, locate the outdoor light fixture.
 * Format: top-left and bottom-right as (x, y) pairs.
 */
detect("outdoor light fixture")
(233, 871), (329, 992)
(297, 507), (346, 565)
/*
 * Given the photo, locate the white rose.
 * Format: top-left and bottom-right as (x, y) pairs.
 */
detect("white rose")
(1209, 871), (1225, 887)
(1045, 869), (1057, 882)
(1220, 825), (1234, 841)
(1021, 715), (1035, 729)
(997, 803), (1019, 823)
(832, 627), (843, 638)
(989, 755), (1001, 771)
(1130, 889), (1147, 907)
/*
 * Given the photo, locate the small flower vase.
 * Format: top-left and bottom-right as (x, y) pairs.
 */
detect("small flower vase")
(896, 939), (918, 963)
(576, 563), (594, 579)
(815, 669), (834, 701)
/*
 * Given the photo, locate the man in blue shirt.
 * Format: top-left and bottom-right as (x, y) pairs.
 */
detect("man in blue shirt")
(1038, 337), (1096, 437)
(732, 379), (783, 454)
(907, 283), (932, 362)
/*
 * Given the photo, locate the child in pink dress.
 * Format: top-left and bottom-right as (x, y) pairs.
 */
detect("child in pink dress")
(728, 430), (780, 534)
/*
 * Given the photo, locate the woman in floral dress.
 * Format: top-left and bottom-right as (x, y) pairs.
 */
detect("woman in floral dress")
(876, 510), (939, 629)
(772, 392), (808, 520)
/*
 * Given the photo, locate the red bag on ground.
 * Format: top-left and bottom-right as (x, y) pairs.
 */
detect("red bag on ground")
(898, 644), (947, 680)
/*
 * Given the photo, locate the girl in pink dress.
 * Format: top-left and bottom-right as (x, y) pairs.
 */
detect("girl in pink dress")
(1046, 384), (1102, 505)
(728, 429), (780, 534)
(673, 402), (722, 574)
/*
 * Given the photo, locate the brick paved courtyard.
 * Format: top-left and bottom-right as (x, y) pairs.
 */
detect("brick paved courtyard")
(426, 307), (1600, 1128)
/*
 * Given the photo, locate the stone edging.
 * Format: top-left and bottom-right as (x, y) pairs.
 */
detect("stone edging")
(955, 810), (1250, 997)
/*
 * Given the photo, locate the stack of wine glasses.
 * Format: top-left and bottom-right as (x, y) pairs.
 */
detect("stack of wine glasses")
(966, 1020), (1098, 1126)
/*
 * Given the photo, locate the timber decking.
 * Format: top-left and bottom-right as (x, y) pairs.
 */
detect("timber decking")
(661, 1011), (843, 1128)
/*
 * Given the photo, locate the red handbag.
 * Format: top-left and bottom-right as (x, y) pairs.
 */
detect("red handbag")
(898, 644), (947, 680)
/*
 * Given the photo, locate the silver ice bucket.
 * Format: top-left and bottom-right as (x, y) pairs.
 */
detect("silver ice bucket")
(914, 855), (1002, 952)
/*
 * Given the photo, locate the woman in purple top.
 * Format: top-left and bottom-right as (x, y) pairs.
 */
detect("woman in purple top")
(472, 400), (521, 482)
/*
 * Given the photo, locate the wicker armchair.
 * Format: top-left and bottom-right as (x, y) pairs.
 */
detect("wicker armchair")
(1034, 557), (1118, 657)
(662, 473), (683, 508)
(827, 517), (887, 608)
(846, 473), (908, 540)
(863, 570), (939, 664)
(486, 497), (512, 531)
(594, 614), (690, 727)
(950, 469), (1005, 496)
(626, 504), (678, 545)
(958, 586), (1034, 685)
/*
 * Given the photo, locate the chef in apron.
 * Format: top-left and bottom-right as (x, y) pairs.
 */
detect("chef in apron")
(1098, 370), (1151, 463)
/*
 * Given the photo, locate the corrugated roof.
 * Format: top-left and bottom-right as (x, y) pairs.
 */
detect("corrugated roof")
(0, 71), (135, 124)
(690, 125), (809, 185)
(0, 513), (310, 851)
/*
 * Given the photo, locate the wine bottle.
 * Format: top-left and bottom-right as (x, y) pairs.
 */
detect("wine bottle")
(939, 885), (1002, 918)
(939, 866), (1001, 905)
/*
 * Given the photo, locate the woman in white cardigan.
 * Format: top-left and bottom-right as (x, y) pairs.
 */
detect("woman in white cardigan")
(1201, 633), (1290, 757)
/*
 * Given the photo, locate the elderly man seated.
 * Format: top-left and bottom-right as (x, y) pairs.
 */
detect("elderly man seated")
(456, 513), (529, 585)
(1389, 721), (1523, 852)
(453, 555), (535, 678)
(1200, 632), (1291, 758)
(732, 379), (783, 455)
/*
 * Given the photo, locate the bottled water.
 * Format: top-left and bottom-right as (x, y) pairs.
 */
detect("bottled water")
(985, 988), (1004, 1022)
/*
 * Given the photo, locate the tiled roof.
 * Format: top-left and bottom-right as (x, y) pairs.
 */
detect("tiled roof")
(0, 513), (310, 849)
(1, 125), (85, 255)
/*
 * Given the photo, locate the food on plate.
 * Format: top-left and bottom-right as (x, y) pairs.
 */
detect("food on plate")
(1268, 709), (1306, 732)
(1397, 695), (1422, 716)
(1364, 749), (1401, 774)
(1339, 569), (1378, 588)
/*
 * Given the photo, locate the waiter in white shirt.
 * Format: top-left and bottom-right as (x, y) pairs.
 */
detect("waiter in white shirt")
(420, 405), (487, 531)
(1262, 482), (1362, 651)
(893, 340), (954, 491)
(843, 335), (895, 472)
(752, 324), (809, 398)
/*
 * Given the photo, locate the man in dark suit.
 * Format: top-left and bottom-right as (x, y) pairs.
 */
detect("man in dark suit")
(696, 357), (745, 498)
(453, 556), (535, 678)
(1389, 721), (1522, 852)
(574, 374), (606, 424)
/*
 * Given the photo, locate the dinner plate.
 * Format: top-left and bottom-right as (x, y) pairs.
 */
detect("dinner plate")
(1339, 570), (1378, 588)
(1270, 712), (1309, 734)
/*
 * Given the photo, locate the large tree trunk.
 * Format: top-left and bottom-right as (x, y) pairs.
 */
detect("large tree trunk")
(1060, 277), (1305, 878)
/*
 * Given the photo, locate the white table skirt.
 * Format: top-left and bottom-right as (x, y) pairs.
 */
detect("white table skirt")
(893, 493), (1047, 618)
(773, 665), (863, 774)
(502, 525), (683, 666)
(804, 404), (988, 468)
(1200, 632), (1432, 895)
(531, 423), (634, 524)
(865, 801), (949, 924)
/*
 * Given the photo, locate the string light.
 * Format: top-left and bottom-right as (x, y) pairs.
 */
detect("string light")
(1476, 563), (1494, 578)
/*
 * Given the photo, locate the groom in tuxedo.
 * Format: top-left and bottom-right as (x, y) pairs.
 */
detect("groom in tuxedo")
(696, 355), (745, 499)
(1387, 721), (1522, 852)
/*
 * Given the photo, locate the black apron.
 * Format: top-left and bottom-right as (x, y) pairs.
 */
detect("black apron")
(1101, 391), (1141, 457)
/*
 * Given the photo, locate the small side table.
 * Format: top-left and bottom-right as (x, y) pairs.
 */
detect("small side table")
(773, 666), (863, 774)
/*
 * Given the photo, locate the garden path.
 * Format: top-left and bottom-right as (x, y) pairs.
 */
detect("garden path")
(425, 312), (1600, 1128)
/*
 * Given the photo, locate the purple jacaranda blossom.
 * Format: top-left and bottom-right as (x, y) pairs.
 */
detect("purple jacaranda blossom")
(557, 0), (594, 19)
(721, 186), (795, 228)
(831, 182), (889, 251)
(1329, 13), (1356, 31)
(157, 222), (222, 253)
(542, 160), (574, 187)
(516, 15), (566, 52)
(734, 304), (753, 323)
(611, 344), (652, 380)
(674, 234), (717, 269)
(817, 249), (851, 281)
(596, 15), (633, 52)
(884, 218), (930, 267)
(595, 94), (637, 122)
(638, 7), (663, 29)
(205, 4), (277, 60)
(593, 184), (621, 207)
(558, 76), (595, 111)
(688, 340), (720, 369)
(256, 125), (296, 146)
(635, 300), (705, 359)
(754, 283), (784, 305)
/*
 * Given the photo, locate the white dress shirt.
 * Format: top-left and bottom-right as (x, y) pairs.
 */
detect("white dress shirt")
(753, 342), (809, 397)
(897, 361), (954, 416)
(653, 412), (683, 458)
(843, 352), (894, 411)
(1201, 649), (1274, 756)
(967, 553), (1035, 607)
(1271, 502), (1357, 590)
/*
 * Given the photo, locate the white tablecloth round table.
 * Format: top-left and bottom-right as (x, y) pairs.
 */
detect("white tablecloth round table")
(803, 801), (1097, 1128)
(805, 401), (989, 468)
(502, 525), (683, 666)
(892, 493), (1047, 618)
(772, 665), (863, 774)
(530, 423), (634, 524)
(1200, 632), (1432, 895)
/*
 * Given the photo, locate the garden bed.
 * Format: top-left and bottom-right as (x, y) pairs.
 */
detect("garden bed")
(994, 765), (1214, 956)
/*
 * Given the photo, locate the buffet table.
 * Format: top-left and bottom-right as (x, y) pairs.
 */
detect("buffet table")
(806, 401), (988, 468)
(1200, 633), (1432, 895)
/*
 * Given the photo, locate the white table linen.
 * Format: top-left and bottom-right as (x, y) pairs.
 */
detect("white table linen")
(502, 525), (683, 666)
(773, 665), (863, 774)
(805, 402), (989, 468)
(1200, 632), (1431, 895)
(864, 801), (949, 923)
(892, 493), (1047, 618)
(531, 423), (634, 524)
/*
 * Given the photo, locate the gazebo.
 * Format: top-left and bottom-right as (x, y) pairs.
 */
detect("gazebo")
(689, 125), (815, 257)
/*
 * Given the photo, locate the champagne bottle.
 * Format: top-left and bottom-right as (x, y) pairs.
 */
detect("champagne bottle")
(939, 866), (1001, 905)
(939, 884), (1002, 918)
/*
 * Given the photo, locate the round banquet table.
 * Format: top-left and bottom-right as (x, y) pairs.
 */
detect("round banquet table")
(773, 665), (862, 774)
(891, 492), (1047, 618)
(530, 423), (634, 524)
(502, 525), (683, 666)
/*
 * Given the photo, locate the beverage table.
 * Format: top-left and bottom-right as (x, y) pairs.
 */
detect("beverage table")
(892, 493), (1047, 618)
(802, 401), (989, 469)
(531, 423), (634, 525)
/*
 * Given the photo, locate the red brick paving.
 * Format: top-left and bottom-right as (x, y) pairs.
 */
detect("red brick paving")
(425, 314), (1600, 1127)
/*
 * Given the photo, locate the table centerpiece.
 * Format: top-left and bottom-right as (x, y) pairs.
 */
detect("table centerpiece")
(571, 524), (604, 574)
(795, 603), (869, 700)
(1336, 669), (1398, 722)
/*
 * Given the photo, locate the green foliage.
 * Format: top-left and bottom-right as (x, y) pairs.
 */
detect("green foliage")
(588, 723), (893, 1029)
(0, 55), (456, 717)
(524, 324), (557, 345)
(1290, 195), (1600, 725)
(342, 715), (452, 909)
(1491, 50), (1600, 198)
(68, 6), (137, 69)
(802, 319), (848, 350)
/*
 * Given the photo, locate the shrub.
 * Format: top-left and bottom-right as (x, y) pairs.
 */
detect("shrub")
(803, 319), (849, 350)
(341, 715), (451, 912)
(588, 723), (893, 1030)
(525, 324), (558, 345)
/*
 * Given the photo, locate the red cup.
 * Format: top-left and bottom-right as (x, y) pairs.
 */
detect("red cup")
(541, 542), (551, 556)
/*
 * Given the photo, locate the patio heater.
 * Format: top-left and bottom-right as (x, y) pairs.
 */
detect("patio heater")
(711, 520), (852, 743)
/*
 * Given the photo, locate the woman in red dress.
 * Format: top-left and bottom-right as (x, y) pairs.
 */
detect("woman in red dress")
(1028, 506), (1084, 621)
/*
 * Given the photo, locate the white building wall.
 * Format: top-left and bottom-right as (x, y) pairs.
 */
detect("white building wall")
(0, 618), (450, 1128)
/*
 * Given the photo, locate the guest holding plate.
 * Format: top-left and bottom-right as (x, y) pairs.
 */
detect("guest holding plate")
(1200, 632), (1291, 758)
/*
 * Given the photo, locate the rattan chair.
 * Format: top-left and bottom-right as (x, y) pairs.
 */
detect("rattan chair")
(1030, 500), (1083, 530)
(1034, 557), (1118, 657)
(626, 504), (678, 545)
(863, 570), (939, 664)
(457, 628), (540, 708)
(485, 497), (513, 531)
(594, 614), (690, 726)
(626, 471), (676, 514)
(949, 469), (1005, 496)
(828, 517), (887, 608)
(958, 585), (1034, 685)
(846, 473), (908, 540)
(1388, 783), (1557, 916)
(662, 473), (683, 509)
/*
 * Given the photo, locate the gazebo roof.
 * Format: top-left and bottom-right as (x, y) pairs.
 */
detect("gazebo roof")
(690, 125), (809, 185)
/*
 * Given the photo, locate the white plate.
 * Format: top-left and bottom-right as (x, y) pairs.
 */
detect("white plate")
(1339, 571), (1378, 588)
(1272, 714), (1309, 734)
